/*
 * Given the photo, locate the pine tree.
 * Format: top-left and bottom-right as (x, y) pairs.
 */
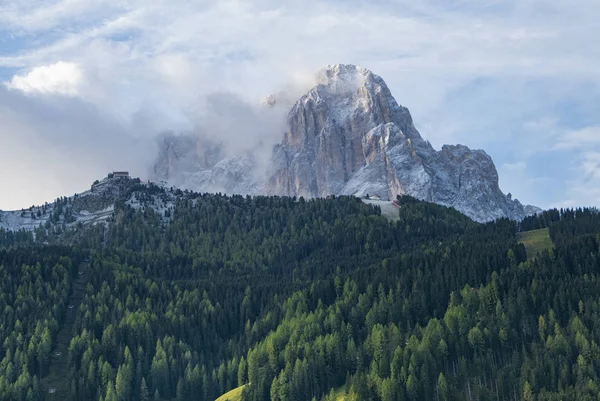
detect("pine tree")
(238, 357), (247, 386)
(115, 361), (133, 401)
(438, 372), (448, 401)
(105, 381), (117, 401)
(523, 381), (534, 401)
(176, 377), (186, 401)
(406, 374), (418, 400)
(140, 378), (149, 401)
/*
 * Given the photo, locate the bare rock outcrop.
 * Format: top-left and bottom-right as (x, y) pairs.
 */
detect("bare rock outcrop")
(153, 64), (540, 222)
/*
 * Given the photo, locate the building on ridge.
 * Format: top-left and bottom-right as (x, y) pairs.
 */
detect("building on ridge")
(109, 171), (130, 179)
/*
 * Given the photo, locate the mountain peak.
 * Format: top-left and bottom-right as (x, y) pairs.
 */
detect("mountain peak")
(151, 64), (539, 222)
(318, 64), (371, 81)
(266, 65), (537, 221)
(313, 64), (378, 97)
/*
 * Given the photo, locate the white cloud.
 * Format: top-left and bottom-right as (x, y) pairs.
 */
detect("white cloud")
(0, 85), (157, 210)
(581, 151), (600, 179)
(564, 185), (600, 208)
(550, 152), (600, 209)
(6, 61), (83, 96)
(0, 0), (128, 33)
(502, 161), (527, 172)
(554, 126), (600, 150)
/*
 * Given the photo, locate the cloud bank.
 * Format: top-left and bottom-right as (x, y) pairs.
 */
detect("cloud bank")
(0, 0), (599, 210)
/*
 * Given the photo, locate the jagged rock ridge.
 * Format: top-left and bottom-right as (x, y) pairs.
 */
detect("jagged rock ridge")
(0, 176), (176, 234)
(153, 133), (262, 195)
(152, 64), (539, 222)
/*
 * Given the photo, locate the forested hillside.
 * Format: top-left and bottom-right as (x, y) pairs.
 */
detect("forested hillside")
(1, 187), (600, 400)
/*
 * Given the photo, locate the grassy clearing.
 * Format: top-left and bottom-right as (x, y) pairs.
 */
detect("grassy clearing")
(215, 384), (345, 401)
(517, 228), (553, 259)
(215, 385), (246, 401)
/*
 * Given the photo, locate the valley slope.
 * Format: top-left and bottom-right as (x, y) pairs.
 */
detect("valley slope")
(1, 185), (598, 401)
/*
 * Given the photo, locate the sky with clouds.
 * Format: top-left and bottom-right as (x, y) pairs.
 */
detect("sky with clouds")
(0, 0), (599, 210)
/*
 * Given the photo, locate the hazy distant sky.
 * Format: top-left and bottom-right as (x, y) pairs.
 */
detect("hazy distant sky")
(1, 0), (599, 210)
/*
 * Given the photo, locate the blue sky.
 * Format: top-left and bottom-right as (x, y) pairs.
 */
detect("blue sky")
(0, 0), (599, 210)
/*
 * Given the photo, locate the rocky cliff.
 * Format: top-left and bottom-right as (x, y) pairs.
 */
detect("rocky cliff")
(152, 64), (539, 222)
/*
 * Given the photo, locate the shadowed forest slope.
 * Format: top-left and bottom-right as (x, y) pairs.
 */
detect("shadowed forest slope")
(1, 191), (600, 401)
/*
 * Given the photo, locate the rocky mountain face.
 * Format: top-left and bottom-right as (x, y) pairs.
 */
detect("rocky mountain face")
(152, 64), (539, 222)
(267, 65), (433, 200)
(153, 133), (261, 195)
